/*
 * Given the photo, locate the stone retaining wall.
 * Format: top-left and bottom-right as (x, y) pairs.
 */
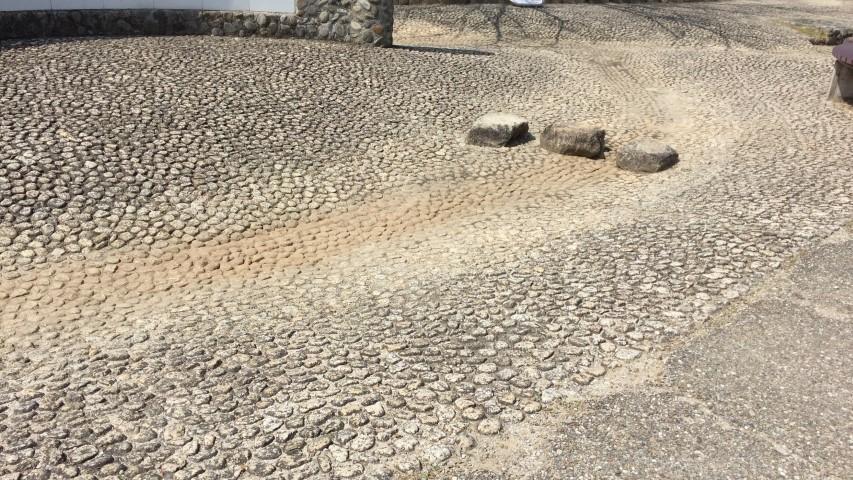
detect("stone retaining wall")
(0, 1), (393, 46)
(395, 0), (705, 5)
(0, 1), (717, 46)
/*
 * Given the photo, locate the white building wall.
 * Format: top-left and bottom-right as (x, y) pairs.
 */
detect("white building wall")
(249, 0), (288, 11)
(103, 0), (155, 8)
(0, 0), (294, 12)
(52, 0), (106, 9)
(153, 0), (204, 9)
(202, 0), (249, 10)
(3, 0), (53, 10)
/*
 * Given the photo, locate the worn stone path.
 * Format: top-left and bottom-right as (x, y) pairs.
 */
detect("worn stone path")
(1, 1), (852, 479)
(446, 223), (853, 479)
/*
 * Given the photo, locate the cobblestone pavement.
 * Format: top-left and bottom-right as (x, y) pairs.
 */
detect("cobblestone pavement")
(1, 1), (852, 478)
(442, 224), (853, 479)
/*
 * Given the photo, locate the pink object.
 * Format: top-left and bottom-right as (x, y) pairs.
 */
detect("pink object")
(833, 40), (853, 66)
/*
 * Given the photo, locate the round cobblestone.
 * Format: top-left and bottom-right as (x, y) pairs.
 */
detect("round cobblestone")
(2, 1), (853, 478)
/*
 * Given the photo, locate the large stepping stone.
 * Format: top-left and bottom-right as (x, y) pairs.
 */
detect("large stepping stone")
(466, 113), (529, 147)
(540, 124), (605, 158)
(617, 138), (679, 173)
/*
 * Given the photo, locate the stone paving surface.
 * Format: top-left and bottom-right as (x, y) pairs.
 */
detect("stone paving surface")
(1, 1), (852, 478)
(445, 224), (853, 479)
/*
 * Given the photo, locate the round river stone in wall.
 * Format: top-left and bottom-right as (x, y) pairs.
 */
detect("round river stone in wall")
(616, 138), (679, 173)
(466, 113), (530, 147)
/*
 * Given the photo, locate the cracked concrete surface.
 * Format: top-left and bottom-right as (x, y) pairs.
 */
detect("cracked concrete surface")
(1, 1), (852, 479)
(447, 224), (853, 479)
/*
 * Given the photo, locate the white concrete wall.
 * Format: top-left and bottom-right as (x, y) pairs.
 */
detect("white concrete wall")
(3, 0), (53, 10)
(0, 0), (295, 12)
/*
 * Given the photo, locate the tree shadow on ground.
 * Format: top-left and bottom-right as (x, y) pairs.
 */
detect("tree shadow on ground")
(395, 3), (774, 49)
(393, 44), (494, 55)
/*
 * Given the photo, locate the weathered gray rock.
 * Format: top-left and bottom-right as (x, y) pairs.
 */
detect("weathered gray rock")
(617, 138), (679, 173)
(477, 417), (502, 435)
(466, 113), (529, 147)
(318, 22), (331, 38)
(615, 347), (642, 361)
(223, 21), (241, 34)
(540, 124), (605, 158)
(422, 444), (452, 465)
